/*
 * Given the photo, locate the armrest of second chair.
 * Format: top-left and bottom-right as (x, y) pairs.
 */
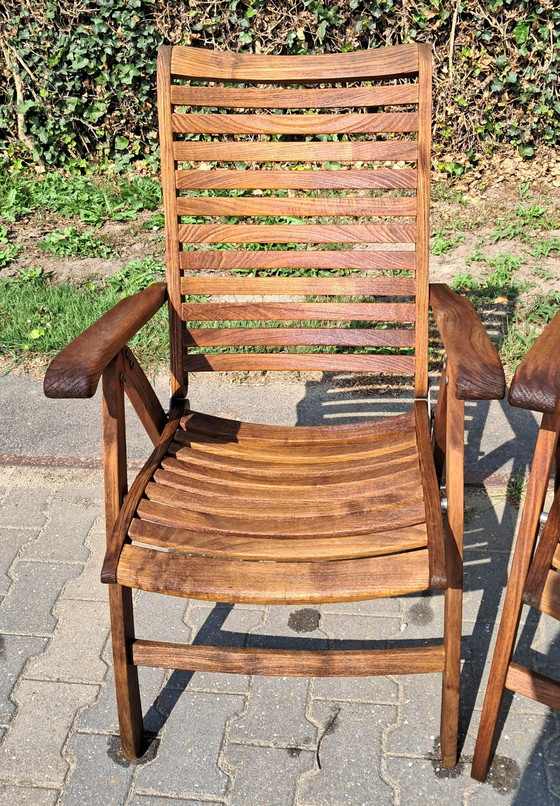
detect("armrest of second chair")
(508, 309), (560, 414)
(429, 283), (505, 401)
(43, 282), (168, 400)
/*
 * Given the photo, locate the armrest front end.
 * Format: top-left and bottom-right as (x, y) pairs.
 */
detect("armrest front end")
(429, 283), (505, 401)
(508, 310), (560, 414)
(44, 283), (168, 399)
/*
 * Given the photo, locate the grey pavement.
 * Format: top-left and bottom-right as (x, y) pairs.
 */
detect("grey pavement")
(0, 372), (558, 805)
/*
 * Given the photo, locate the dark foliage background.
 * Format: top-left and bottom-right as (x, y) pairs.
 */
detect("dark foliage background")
(0, 0), (558, 168)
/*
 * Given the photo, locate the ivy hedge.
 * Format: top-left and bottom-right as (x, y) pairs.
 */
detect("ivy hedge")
(0, 0), (558, 168)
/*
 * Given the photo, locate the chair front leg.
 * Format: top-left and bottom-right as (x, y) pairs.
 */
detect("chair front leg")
(102, 351), (144, 759)
(439, 372), (464, 768)
(433, 362), (448, 484)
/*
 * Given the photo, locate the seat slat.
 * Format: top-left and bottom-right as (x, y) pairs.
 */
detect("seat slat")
(176, 169), (418, 190)
(183, 327), (414, 348)
(179, 224), (416, 244)
(117, 544), (430, 603)
(171, 112), (419, 134)
(129, 518), (427, 561)
(170, 45), (419, 82)
(182, 301), (415, 321)
(180, 276), (415, 296)
(173, 141), (417, 163)
(170, 84), (419, 108)
(183, 353), (415, 373)
(537, 569), (560, 620)
(179, 249), (415, 271)
(176, 196), (416, 217)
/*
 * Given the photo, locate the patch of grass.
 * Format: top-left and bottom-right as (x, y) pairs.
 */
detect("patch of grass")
(0, 224), (21, 268)
(0, 171), (161, 226)
(531, 265), (556, 281)
(490, 203), (558, 243)
(500, 290), (560, 370)
(0, 257), (168, 368)
(506, 470), (527, 505)
(528, 237), (560, 260)
(39, 226), (115, 258)
(431, 226), (466, 256)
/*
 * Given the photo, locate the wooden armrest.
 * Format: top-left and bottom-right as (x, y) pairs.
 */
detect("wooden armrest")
(508, 310), (560, 414)
(429, 283), (505, 401)
(43, 283), (168, 399)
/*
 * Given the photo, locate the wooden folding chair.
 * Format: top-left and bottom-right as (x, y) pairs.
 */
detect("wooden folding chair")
(44, 43), (505, 766)
(472, 311), (560, 781)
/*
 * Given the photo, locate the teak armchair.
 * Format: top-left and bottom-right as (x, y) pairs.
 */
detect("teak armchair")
(44, 44), (505, 767)
(472, 311), (560, 781)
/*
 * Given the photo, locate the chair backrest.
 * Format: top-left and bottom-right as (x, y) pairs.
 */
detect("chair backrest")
(157, 44), (432, 400)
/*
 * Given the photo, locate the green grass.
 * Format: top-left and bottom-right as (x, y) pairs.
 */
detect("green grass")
(0, 171), (161, 226)
(39, 226), (115, 258)
(0, 258), (168, 367)
(490, 203), (558, 243)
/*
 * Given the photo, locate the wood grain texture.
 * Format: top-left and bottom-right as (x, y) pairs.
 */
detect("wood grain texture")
(183, 327), (414, 348)
(179, 249), (415, 270)
(176, 169), (418, 190)
(129, 518), (427, 561)
(117, 544), (430, 603)
(182, 301), (415, 321)
(414, 400), (446, 589)
(180, 276), (415, 296)
(170, 44), (419, 81)
(505, 663), (560, 711)
(172, 112), (418, 134)
(179, 223), (416, 244)
(184, 353), (415, 374)
(176, 195), (417, 217)
(429, 283), (505, 401)
(43, 283), (167, 399)
(508, 309), (560, 414)
(170, 84), (419, 108)
(536, 569), (560, 620)
(132, 640), (444, 676)
(173, 140), (418, 163)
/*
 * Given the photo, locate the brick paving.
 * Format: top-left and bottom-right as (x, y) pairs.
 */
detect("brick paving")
(1, 449), (559, 803)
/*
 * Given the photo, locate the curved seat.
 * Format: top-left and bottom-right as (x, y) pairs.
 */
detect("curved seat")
(107, 407), (442, 604)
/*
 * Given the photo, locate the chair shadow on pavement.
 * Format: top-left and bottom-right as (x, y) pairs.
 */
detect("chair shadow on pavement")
(140, 371), (558, 799)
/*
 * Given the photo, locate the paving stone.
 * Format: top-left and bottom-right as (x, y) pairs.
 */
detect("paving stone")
(311, 674), (398, 704)
(247, 605), (328, 651)
(300, 699), (395, 805)
(77, 665), (167, 735)
(134, 691), (245, 798)
(385, 672), (443, 757)
(321, 598), (401, 617)
(0, 633), (48, 723)
(229, 676), (315, 747)
(129, 797), (220, 806)
(0, 679), (98, 786)
(62, 539), (107, 602)
(227, 743), (315, 806)
(320, 613), (402, 646)
(0, 528), (42, 594)
(56, 482), (104, 504)
(400, 590), (445, 641)
(25, 599), (108, 683)
(134, 590), (192, 644)
(0, 561), (82, 635)
(0, 784), (59, 805)
(385, 756), (473, 805)
(463, 550), (509, 625)
(1, 487), (51, 529)
(19, 499), (96, 563)
(59, 731), (135, 806)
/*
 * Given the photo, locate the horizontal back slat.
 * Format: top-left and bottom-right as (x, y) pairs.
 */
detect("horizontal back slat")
(184, 328), (415, 348)
(173, 141), (417, 163)
(184, 353), (415, 373)
(179, 223), (416, 244)
(171, 45), (419, 81)
(170, 84), (419, 108)
(180, 277), (415, 296)
(176, 169), (417, 190)
(179, 250), (415, 271)
(176, 196), (416, 218)
(171, 112), (418, 134)
(182, 302), (415, 322)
